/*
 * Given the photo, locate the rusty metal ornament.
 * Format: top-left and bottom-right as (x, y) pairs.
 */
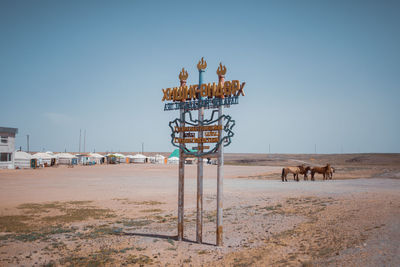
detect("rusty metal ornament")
(179, 68), (188, 81)
(197, 57), (207, 70)
(216, 62), (227, 76)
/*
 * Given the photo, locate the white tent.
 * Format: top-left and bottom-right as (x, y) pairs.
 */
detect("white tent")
(154, 154), (165, 164)
(113, 153), (126, 163)
(132, 154), (146, 163)
(125, 155), (135, 163)
(14, 151), (32, 169)
(88, 153), (105, 164)
(32, 152), (56, 167)
(167, 156), (179, 164)
(56, 153), (77, 165)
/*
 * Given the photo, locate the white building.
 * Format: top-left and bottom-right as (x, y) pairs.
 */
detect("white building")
(14, 151), (32, 169)
(0, 127), (18, 169)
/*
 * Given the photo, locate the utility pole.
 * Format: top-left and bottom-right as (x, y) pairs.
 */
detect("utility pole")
(141, 142), (144, 154)
(79, 129), (81, 153)
(26, 134), (30, 152)
(84, 129), (86, 153)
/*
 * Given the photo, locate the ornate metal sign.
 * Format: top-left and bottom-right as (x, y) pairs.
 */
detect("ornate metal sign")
(161, 58), (245, 246)
(169, 110), (235, 157)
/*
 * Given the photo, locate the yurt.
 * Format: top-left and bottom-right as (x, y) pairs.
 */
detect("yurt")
(125, 155), (135, 163)
(14, 151), (32, 169)
(167, 156), (179, 164)
(88, 153), (105, 164)
(167, 149), (180, 164)
(57, 153), (77, 165)
(132, 154), (146, 163)
(113, 153), (126, 163)
(185, 157), (196, 165)
(105, 154), (117, 164)
(154, 154), (165, 164)
(32, 152), (56, 167)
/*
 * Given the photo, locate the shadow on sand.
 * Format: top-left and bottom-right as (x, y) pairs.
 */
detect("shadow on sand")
(122, 232), (215, 246)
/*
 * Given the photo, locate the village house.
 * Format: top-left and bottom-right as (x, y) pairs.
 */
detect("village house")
(0, 127), (18, 169)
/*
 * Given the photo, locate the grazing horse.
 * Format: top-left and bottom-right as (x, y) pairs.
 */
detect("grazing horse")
(311, 164), (331, 181)
(298, 165), (311, 180)
(281, 166), (301, 182)
(328, 166), (335, 179)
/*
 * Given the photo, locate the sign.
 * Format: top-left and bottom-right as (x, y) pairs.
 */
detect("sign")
(169, 110), (235, 157)
(162, 62), (245, 112)
(162, 58), (245, 247)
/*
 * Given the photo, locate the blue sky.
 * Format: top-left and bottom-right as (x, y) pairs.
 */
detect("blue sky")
(1, 0), (399, 153)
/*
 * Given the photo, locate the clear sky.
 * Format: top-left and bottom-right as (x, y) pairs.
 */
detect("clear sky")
(1, 0), (399, 154)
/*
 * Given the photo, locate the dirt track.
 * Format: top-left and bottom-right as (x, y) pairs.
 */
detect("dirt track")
(0, 155), (399, 266)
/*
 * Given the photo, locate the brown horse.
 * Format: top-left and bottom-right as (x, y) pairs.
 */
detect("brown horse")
(281, 166), (301, 182)
(311, 164), (331, 181)
(328, 166), (335, 179)
(298, 165), (311, 180)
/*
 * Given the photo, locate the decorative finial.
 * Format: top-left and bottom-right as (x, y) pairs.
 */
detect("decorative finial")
(197, 57), (207, 70)
(179, 67), (188, 81)
(216, 62), (227, 76)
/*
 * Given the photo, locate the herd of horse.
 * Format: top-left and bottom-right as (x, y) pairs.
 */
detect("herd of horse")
(281, 164), (335, 182)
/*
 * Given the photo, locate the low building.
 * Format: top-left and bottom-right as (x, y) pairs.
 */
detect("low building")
(0, 127), (18, 169)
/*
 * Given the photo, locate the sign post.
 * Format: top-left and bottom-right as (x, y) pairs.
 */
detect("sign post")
(177, 68), (188, 241)
(196, 58), (206, 243)
(162, 58), (245, 246)
(216, 63), (226, 246)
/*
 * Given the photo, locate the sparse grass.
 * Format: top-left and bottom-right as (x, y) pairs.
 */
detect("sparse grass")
(121, 219), (153, 227)
(1, 225), (76, 242)
(167, 238), (174, 245)
(113, 199), (164, 206)
(134, 201), (164, 205)
(83, 226), (123, 239)
(140, 209), (163, 213)
(0, 215), (32, 232)
(60, 249), (116, 266)
(124, 255), (153, 265)
(67, 200), (94, 205)
(13, 201), (115, 226)
(42, 207), (115, 223)
(17, 202), (65, 213)
(301, 261), (313, 267)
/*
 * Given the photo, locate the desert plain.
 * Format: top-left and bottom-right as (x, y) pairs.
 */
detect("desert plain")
(0, 153), (399, 266)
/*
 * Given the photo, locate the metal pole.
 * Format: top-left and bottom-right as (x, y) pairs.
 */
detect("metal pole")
(79, 129), (81, 153)
(27, 134), (29, 152)
(216, 104), (224, 246)
(178, 68), (188, 242)
(196, 58), (206, 243)
(178, 108), (185, 241)
(216, 64), (225, 246)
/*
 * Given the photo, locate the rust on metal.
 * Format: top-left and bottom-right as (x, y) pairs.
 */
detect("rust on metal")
(178, 108), (185, 241)
(217, 225), (223, 246)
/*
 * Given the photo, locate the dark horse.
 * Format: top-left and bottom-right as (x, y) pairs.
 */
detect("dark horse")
(311, 164), (331, 181)
(298, 165), (311, 180)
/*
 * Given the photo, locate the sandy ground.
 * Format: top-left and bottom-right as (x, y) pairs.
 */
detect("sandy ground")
(0, 154), (399, 266)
